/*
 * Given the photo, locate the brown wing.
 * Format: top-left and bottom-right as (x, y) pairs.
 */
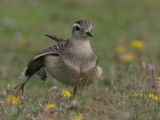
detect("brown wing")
(44, 34), (66, 42)
(19, 40), (69, 80)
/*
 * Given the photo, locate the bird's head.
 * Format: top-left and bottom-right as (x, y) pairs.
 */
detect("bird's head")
(72, 20), (92, 39)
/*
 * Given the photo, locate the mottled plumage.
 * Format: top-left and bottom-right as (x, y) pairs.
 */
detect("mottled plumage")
(15, 20), (102, 94)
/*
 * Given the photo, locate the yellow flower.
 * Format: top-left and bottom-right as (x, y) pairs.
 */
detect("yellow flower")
(5, 95), (21, 105)
(132, 92), (144, 97)
(130, 40), (145, 49)
(116, 46), (127, 53)
(47, 117), (53, 120)
(61, 90), (72, 97)
(119, 52), (135, 63)
(47, 117), (54, 120)
(149, 93), (159, 101)
(45, 103), (56, 109)
(72, 114), (83, 120)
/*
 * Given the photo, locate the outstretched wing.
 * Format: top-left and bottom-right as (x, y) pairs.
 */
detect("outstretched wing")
(44, 34), (66, 42)
(34, 67), (47, 80)
(19, 40), (69, 81)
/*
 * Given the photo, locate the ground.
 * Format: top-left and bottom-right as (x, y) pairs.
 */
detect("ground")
(0, 0), (160, 120)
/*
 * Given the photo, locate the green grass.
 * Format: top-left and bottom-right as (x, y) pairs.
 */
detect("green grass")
(0, 0), (160, 119)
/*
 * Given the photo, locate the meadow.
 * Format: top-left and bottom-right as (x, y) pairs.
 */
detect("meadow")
(0, 0), (160, 119)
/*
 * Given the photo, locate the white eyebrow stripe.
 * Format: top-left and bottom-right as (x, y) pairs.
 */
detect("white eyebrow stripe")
(73, 23), (81, 27)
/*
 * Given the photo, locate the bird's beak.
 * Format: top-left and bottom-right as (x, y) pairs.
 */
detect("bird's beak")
(86, 32), (93, 37)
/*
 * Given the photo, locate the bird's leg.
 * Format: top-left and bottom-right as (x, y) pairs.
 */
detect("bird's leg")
(71, 77), (82, 97)
(14, 79), (29, 93)
(69, 86), (77, 101)
(69, 78), (82, 101)
(73, 77), (83, 97)
(73, 86), (78, 97)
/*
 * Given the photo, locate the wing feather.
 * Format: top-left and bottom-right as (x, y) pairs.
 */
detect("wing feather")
(19, 40), (69, 80)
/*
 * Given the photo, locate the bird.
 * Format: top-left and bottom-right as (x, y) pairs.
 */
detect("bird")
(15, 20), (102, 95)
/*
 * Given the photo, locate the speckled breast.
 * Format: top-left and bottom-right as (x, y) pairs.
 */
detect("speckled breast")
(45, 55), (80, 86)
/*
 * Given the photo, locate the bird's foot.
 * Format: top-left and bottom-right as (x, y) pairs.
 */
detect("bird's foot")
(14, 82), (25, 94)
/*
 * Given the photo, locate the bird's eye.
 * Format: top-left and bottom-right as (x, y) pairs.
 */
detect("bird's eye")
(75, 26), (80, 31)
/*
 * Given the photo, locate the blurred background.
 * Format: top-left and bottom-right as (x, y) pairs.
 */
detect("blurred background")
(0, 0), (160, 119)
(1, 0), (160, 83)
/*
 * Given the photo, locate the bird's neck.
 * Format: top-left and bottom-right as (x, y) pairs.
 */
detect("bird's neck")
(70, 38), (91, 51)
